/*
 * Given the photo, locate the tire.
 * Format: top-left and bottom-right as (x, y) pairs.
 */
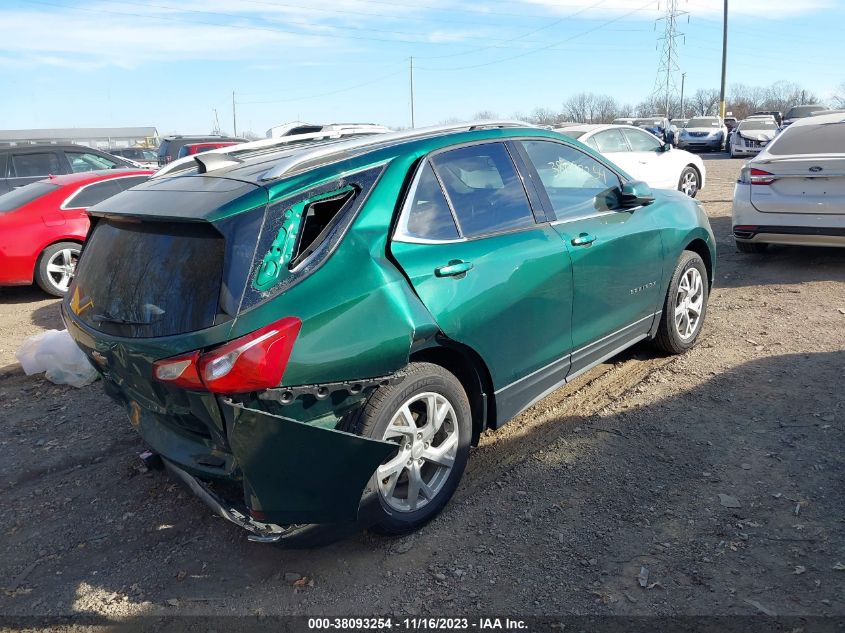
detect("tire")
(35, 241), (81, 297)
(653, 251), (709, 355)
(340, 362), (472, 534)
(735, 240), (769, 254)
(678, 166), (700, 198)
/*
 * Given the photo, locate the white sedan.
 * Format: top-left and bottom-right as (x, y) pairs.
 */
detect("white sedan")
(732, 111), (845, 252)
(557, 124), (706, 197)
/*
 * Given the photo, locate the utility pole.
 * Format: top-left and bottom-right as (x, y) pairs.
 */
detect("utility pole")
(409, 56), (416, 129)
(680, 72), (687, 118)
(232, 91), (238, 137)
(719, 0), (728, 119)
(651, 0), (687, 118)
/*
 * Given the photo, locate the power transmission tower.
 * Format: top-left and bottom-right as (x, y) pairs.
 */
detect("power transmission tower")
(651, 0), (687, 118)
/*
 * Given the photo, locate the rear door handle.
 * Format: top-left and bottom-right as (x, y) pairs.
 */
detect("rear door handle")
(435, 260), (474, 277)
(571, 233), (597, 247)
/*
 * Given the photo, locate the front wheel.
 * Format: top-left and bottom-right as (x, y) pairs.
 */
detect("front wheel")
(678, 166), (700, 198)
(340, 362), (472, 534)
(35, 241), (81, 297)
(653, 251), (709, 355)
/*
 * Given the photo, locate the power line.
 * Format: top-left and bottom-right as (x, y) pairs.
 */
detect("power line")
(237, 68), (406, 104)
(416, 1), (654, 72)
(415, 0), (608, 60)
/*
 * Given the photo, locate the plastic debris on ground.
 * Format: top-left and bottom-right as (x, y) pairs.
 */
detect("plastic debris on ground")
(15, 329), (98, 388)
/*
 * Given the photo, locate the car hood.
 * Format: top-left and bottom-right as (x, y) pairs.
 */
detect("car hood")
(738, 130), (776, 142)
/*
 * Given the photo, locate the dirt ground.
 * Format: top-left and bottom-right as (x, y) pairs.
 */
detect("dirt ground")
(1, 155), (843, 620)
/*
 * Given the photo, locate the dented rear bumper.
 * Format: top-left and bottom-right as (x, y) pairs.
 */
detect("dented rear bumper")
(135, 399), (397, 532)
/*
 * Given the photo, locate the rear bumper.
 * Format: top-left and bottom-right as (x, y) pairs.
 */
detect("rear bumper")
(733, 225), (845, 248)
(733, 184), (845, 247)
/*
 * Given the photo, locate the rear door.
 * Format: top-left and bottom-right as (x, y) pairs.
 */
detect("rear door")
(390, 141), (575, 419)
(751, 121), (845, 215)
(7, 149), (64, 189)
(517, 139), (664, 374)
(620, 127), (677, 189)
(589, 128), (640, 179)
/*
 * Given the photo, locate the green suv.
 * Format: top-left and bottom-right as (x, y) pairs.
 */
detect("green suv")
(63, 122), (715, 541)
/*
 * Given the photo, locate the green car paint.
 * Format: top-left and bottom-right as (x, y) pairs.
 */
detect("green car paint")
(229, 402), (396, 524)
(63, 125), (715, 534)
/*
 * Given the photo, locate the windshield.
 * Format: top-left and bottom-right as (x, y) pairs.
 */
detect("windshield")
(769, 121), (845, 155)
(686, 118), (720, 128)
(786, 105), (825, 119)
(634, 119), (661, 127)
(0, 181), (59, 212)
(738, 120), (778, 131)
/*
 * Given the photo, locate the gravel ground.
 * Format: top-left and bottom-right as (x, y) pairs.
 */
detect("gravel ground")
(1, 155), (843, 620)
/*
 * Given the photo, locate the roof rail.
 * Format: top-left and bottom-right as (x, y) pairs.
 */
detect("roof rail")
(152, 127), (386, 179)
(258, 119), (532, 182)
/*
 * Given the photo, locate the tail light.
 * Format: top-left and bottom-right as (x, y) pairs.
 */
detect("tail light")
(740, 167), (776, 185)
(152, 317), (301, 394)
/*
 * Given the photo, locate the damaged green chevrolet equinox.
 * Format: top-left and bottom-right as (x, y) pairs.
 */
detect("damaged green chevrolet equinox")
(62, 122), (715, 542)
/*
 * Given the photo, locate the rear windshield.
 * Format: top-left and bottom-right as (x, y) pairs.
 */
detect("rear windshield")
(0, 181), (59, 212)
(557, 130), (585, 139)
(769, 121), (845, 155)
(71, 219), (224, 338)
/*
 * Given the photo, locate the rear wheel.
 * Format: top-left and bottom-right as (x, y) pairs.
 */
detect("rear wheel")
(735, 240), (769, 254)
(678, 166), (700, 198)
(35, 242), (81, 297)
(653, 251), (709, 355)
(340, 362), (472, 534)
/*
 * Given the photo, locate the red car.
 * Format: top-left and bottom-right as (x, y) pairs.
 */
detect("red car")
(0, 169), (152, 296)
(176, 141), (240, 158)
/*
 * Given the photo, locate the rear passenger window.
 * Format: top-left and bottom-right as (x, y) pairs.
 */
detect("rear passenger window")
(591, 129), (629, 153)
(11, 152), (61, 178)
(401, 163), (459, 241)
(430, 143), (534, 238)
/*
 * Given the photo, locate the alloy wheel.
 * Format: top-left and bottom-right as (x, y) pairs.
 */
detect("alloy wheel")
(680, 170), (699, 197)
(377, 392), (459, 512)
(674, 267), (704, 340)
(46, 247), (80, 293)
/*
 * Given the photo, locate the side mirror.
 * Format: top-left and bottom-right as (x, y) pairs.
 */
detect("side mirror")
(619, 181), (655, 209)
(662, 143), (672, 152)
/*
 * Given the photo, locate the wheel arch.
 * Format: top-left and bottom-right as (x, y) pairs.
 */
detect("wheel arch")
(683, 237), (713, 289)
(409, 338), (495, 446)
(33, 237), (84, 273)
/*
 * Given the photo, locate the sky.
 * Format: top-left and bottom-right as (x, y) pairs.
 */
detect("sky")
(0, 0), (843, 136)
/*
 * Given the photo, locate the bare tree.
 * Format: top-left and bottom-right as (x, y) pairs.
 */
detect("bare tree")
(689, 89), (720, 116)
(833, 82), (845, 109)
